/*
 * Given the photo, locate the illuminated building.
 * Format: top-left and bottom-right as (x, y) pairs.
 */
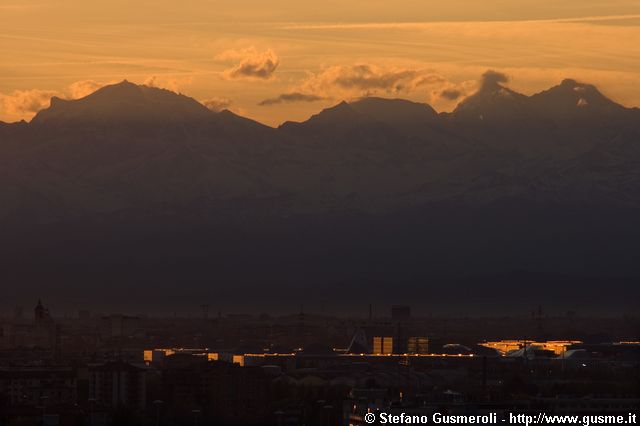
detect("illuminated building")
(143, 348), (234, 366)
(372, 337), (394, 354)
(371, 335), (429, 355)
(480, 340), (582, 356)
(406, 337), (429, 354)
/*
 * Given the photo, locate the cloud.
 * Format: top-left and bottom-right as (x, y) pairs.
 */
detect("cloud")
(0, 76), (190, 122)
(217, 47), (279, 80)
(438, 88), (463, 101)
(0, 79), (108, 121)
(143, 75), (191, 92)
(310, 64), (433, 92)
(480, 70), (509, 89)
(296, 64), (451, 100)
(202, 97), (233, 112)
(68, 80), (105, 99)
(278, 14), (640, 30)
(0, 89), (60, 118)
(427, 79), (478, 107)
(0, 3), (40, 11)
(258, 92), (325, 106)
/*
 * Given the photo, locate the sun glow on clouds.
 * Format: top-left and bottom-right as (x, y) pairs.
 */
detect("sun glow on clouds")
(216, 47), (280, 80)
(202, 97), (234, 112)
(1, 1), (640, 125)
(255, 64), (479, 112)
(0, 89), (59, 119)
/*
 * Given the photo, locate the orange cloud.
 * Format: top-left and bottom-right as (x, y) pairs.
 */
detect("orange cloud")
(479, 70), (509, 89)
(296, 64), (456, 100)
(437, 88), (463, 101)
(143, 75), (191, 92)
(68, 80), (105, 99)
(217, 47), (280, 80)
(258, 92), (325, 106)
(0, 89), (60, 119)
(0, 77), (193, 122)
(202, 97), (233, 112)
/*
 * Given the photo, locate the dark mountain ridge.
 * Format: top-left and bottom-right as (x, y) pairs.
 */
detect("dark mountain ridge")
(530, 79), (629, 118)
(32, 80), (213, 126)
(2, 78), (640, 313)
(3, 77), (639, 220)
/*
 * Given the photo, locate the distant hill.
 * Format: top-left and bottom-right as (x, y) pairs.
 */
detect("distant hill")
(1, 79), (639, 313)
(32, 80), (213, 125)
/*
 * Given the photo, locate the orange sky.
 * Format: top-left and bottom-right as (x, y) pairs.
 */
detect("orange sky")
(1, 0), (640, 126)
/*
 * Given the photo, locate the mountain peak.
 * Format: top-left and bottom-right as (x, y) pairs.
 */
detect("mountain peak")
(280, 101), (360, 130)
(349, 97), (438, 125)
(560, 78), (579, 88)
(311, 100), (357, 122)
(530, 79), (624, 116)
(453, 73), (528, 122)
(32, 81), (213, 125)
(281, 97), (440, 131)
(95, 79), (141, 96)
(472, 79), (524, 101)
(328, 100), (353, 114)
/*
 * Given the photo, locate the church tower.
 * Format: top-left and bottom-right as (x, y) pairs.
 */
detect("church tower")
(34, 299), (50, 325)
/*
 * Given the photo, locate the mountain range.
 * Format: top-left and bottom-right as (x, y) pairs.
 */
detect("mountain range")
(1, 78), (639, 314)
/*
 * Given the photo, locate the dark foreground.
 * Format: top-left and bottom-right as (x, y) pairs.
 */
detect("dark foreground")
(1, 303), (638, 425)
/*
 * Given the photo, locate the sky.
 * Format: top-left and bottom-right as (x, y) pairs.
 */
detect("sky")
(1, 0), (640, 126)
